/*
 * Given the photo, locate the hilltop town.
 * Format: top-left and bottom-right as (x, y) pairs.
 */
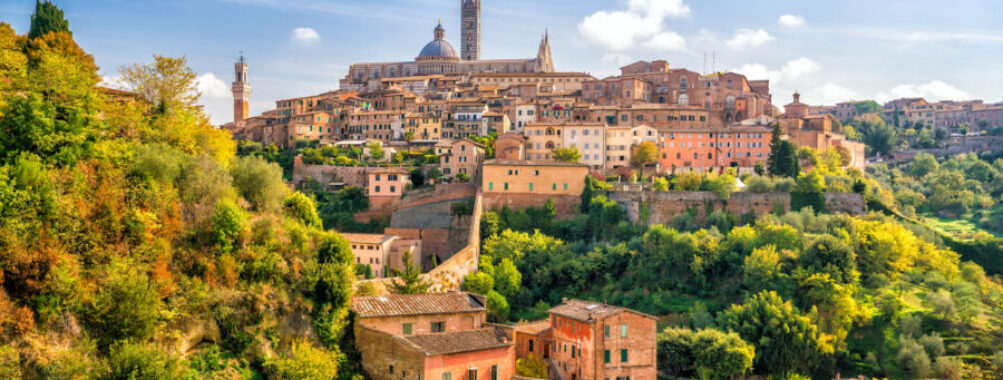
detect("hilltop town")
(2, 1), (1003, 380)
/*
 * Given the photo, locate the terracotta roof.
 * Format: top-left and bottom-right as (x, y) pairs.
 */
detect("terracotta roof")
(341, 233), (395, 245)
(548, 299), (656, 323)
(483, 159), (589, 168)
(352, 292), (485, 318)
(404, 328), (512, 355)
(512, 320), (552, 335)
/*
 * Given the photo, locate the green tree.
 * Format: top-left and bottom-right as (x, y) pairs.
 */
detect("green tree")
(652, 177), (668, 192)
(86, 262), (163, 348)
(493, 258), (522, 298)
(426, 167), (443, 183)
(389, 250), (429, 294)
(267, 341), (341, 380)
(485, 290), (510, 322)
(461, 271), (494, 295)
(516, 355), (548, 378)
(631, 141), (659, 178)
(909, 153), (939, 178)
(367, 141), (384, 161)
(799, 235), (857, 284)
(28, 0), (70, 40)
(896, 336), (932, 379)
(211, 199), (246, 254)
(718, 291), (834, 376)
(284, 192), (322, 228)
(552, 146), (582, 163)
(657, 327), (755, 379)
(231, 155), (287, 212)
(119, 55), (200, 111)
(103, 341), (182, 380)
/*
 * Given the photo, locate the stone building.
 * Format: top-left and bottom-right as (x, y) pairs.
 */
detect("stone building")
(546, 299), (658, 380)
(352, 292), (516, 380)
(439, 138), (486, 179)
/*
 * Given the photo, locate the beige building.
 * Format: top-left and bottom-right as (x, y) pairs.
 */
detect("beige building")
(343, 233), (421, 278)
(439, 138), (486, 179)
(523, 122), (607, 168)
(482, 159), (589, 196)
(604, 125), (658, 170)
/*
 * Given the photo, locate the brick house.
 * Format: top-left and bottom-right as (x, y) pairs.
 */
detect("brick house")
(440, 138), (487, 179)
(352, 292), (516, 380)
(545, 299), (657, 380)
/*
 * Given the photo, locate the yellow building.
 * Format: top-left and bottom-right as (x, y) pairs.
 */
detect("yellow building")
(482, 159), (589, 196)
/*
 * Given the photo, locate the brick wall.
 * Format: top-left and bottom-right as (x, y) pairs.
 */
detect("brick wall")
(291, 157), (418, 188)
(594, 312), (658, 380)
(482, 193), (580, 218)
(610, 191), (864, 226)
(358, 311), (485, 336)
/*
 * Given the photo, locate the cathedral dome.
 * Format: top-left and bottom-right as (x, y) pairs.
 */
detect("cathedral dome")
(417, 22), (460, 61)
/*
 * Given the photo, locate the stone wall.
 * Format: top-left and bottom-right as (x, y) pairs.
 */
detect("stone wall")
(355, 325), (426, 380)
(610, 191), (865, 226)
(291, 157), (417, 188)
(481, 192), (580, 218)
(354, 192), (482, 295)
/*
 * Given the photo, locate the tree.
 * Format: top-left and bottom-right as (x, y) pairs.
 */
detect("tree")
(552, 146), (582, 163)
(461, 271), (494, 295)
(28, 0), (70, 40)
(485, 290), (510, 322)
(799, 235), (857, 284)
(631, 141), (659, 178)
(426, 167), (443, 183)
(896, 336), (932, 379)
(909, 153), (939, 178)
(652, 177), (668, 192)
(367, 141), (384, 161)
(493, 258), (522, 298)
(718, 291), (834, 375)
(266, 341), (341, 380)
(284, 192), (322, 228)
(86, 262), (163, 348)
(657, 327), (755, 379)
(119, 55), (200, 112)
(770, 141), (801, 178)
(516, 356), (548, 378)
(403, 130), (415, 151)
(853, 101), (880, 115)
(796, 170), (826, 193)
(389, 250), (429, 294)
(231, 155), (287, 212)
(211, 199), (246, 254)
(767, 123), (785, 175)
(104, 341), (182, 380)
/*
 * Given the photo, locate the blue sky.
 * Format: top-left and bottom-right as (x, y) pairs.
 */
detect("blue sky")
(3, 0), (1003, 125)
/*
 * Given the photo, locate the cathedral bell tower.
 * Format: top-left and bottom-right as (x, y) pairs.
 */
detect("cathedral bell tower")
(461, 0), (480, 61)
(232, 53), (250, 123)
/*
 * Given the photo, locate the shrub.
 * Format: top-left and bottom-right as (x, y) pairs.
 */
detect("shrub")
(266, 341), (341, 380)
(230, 155), (287, 211)
(86, 262), (162, 347)
(104, 341), (182, 380)
(462, 272), (494, 295)
(486, 290), (510, 323)
(284, 192), (322, 228)
(745, 176), (773, 193)
(211, 199), (246, 255)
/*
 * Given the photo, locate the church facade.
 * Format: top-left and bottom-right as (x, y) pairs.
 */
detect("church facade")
(339, 1), (553, 91)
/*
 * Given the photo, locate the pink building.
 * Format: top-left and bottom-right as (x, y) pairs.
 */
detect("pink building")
(342, 233), (421, 278)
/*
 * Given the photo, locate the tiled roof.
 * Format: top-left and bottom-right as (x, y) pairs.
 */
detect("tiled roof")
(548, 299), (656, 323)
(512, 320), (552, 335)
(341, 233), (395, 245)
(404, 328), (512, 355)
(352, 292), (485, 318)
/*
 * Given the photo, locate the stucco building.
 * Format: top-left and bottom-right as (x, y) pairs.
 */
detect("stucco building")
(343, 233), (422, 278)
(547, 299), (658, 380)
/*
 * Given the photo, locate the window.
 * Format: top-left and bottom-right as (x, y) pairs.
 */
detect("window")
(403, 323), (412, 335)
(375, 186), (381, 193)
(563, 184), (568, 191)
(442, 373), (452, 380)
(529, 183), (534, 191)
(621, 324), (628, 337)
(529, 339), (534, 352)
(488, 182), (493, 191)
(604, 325), (610, 338)
(679, 94), (689, 105)
(389, 365), (394, 375)
(552, 183), (557, 190)
(604, 350), (611, 363)
(571, 345), (576, 358)
(390, 186), (396, 193)
(468, 369), (477, 380)
(491, 365), (498, 380)
(431, 322), (445, 333)
(621, 349), (628, 362)
(504, 183), (509, 191)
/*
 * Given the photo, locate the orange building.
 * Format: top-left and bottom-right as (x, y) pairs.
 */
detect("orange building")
(440, 138), (486, 179)
(546, 299), (658, 380)
(658, 124), (772, 173)
(482, 160), (589, 196)
(352, 293), (516, 380)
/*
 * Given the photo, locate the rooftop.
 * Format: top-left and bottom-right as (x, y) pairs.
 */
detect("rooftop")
(483, 159), (590, 168)
(352, 292), (485, 318)
(548, 299), (655, 323)
(404, 328), (512, 355)
(341, 233), (396, 245)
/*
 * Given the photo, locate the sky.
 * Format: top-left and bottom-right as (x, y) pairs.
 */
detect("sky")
(3, 0), (1003, 125)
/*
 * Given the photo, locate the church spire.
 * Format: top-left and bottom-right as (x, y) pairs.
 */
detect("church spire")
(536, 29), (554, 72)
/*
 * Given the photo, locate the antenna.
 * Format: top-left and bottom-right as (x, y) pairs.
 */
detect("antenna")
(703, 52), (707, 75)
(712, 51), (716, 73)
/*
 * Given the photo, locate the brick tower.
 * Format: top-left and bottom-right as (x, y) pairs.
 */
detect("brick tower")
(232, 53), (250, 123)
(461, 0), (480, 61)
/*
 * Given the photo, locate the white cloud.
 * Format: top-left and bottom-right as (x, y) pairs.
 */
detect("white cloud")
(641, 32), (687, 51)
(778, 14), (805, 28)
(804, 83), (859, 105)
(578, 0), (690, 51)
(601, 53), (634, 68)
(726, 28), (773, 49)
(876, 80), (969, 103)
(99, 74), (126, 89)
(196, 73), (230, 99)
(732, 57), (821, 84)
(292, 27), (320, 42)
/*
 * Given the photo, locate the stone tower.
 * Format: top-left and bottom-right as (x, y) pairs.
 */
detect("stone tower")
(461, 0), (480, 61)
(232, 53), (250, 123)
(536, 30), (554, 72)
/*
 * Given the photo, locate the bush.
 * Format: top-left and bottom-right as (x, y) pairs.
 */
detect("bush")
(745, 176), (773, 193)
(131, 143), (182, 183)
(266, 341), (342, 380)
(486, 290), (510, 322)
(87, 262), (163, 348)
(896, 336), (931, 379)
(462, 272), (494, 295)
(211, 199), (246, 255)
(104, 341), (182, 380)
(284, 192), (322, 228)
(230, 155), (287, 211)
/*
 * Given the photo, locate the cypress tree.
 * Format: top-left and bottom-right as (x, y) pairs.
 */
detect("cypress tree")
(28, 0), (70, 40)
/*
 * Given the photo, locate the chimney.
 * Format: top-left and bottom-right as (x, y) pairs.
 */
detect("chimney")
(561, 297), (568, 304)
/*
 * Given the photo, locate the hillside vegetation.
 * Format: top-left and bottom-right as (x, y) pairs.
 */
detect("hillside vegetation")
(0, 7), (358, 379)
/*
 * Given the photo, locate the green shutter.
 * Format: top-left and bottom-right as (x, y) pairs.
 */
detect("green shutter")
(621, 349), (628, 362)
(604, 350), (611, 363)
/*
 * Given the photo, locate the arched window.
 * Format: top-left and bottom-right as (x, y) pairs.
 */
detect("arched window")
(678, 94), (689, 105)
(546, 127), (555, 135)
(658, 96), (665, 103)
(545, 141), (555, 149)
(680, 78), (688, 89)
(726, 96), (736, 109)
